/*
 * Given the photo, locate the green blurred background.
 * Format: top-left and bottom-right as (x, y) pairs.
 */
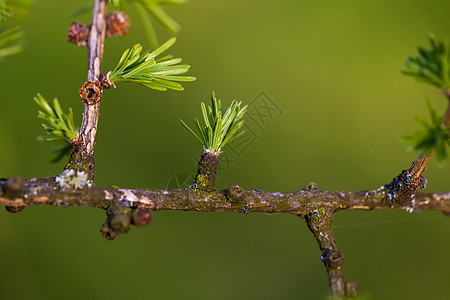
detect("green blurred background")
(1, 0), (449, 299)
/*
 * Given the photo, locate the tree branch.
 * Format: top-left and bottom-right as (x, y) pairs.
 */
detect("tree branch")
(305, 208), (358, 298)
(5, 4), (449, 298)
(1, 176), (448, 215)
(66, 0), (108, 180)
(1, 170), (449, 298)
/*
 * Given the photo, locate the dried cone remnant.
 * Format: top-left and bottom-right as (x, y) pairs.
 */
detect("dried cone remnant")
(67, 22), (89, 47)
(106, 11), (130, 38)
(79, 81), (103, 105)
(194, 150), (220, 192)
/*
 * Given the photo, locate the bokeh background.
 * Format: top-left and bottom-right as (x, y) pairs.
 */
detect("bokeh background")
(1, 0), (449, 299)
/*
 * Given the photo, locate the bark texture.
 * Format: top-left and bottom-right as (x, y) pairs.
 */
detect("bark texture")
(194, 150), (220, 192)
(0, 173), (449, 299)
(65, 0), (108, 179)
(1, 177), (448, 215)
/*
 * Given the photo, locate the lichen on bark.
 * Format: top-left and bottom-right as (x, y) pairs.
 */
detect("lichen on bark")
(305, 207), (358, 299)
(194, 150), (220, 192)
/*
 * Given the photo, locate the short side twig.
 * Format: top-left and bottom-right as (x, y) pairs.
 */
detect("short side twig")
(193, 149), (220, 192)
(66, 0), (108, 179)
(305, 207), (358, 299)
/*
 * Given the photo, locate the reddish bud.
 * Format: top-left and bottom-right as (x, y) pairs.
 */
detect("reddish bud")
(79, 81), (103, 105)
(67, 22), (89, 47)
(131, 209), (153, 227)
(106, 11), (130, 38)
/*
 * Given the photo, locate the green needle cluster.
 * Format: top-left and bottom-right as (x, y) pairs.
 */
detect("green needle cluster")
(34, 93), (77, 162)
(131, 0), (186, 48)
(0, 0), (26, 58)
(0, 26), (22, 58)
(180, 92), (247, 153)
(108, 37), (195, 91)
(403, 99), (450, 164)
(402, 35), (450, 90)
(402, 35), (450, 164)
(0, 1), (12, 24)
(34, 93), (77, 142)
(108, 0), (120, 6)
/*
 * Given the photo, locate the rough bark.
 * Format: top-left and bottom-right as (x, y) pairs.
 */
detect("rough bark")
(65, 0), (108, 180)
(194, 150), (220, 192)
(0, 173), (449, 299)
(1, 177), (448, 215)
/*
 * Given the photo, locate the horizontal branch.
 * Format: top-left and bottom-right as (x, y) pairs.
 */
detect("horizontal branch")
(1, 174), (448, 299)
(1, 176), (449, 217)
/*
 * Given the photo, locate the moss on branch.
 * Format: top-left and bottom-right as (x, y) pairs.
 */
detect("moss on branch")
(194, 150), (219, 192)
(305, 207), (358, 298)
(0, 174), (448, 298)
(0, 176), (448, 216)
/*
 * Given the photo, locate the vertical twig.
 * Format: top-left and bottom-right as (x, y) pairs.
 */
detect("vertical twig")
(66, 0), (108, 179)
(304, 208), (358, 299)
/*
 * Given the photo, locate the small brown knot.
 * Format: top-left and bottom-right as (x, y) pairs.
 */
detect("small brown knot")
(106, 11), (130, 37)
(67, 22), (89, 47)
(79, 81), (103, 105)
(101, 213), (130, 241)
(226, 184), (245, 203)
(109, 213), (131, 233)
(321, 249), (344, 269)
(5, 206), (25, 214)
(302, 182), (318, 190)
(100, 198), (153, 240)
(4, 176), (24, 199)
